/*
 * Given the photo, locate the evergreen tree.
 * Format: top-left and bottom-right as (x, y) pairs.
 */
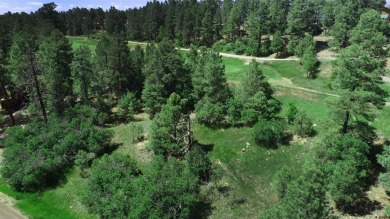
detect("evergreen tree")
(271, 31), (285, 57)
(294, 34), (315, 58)
(9, 33), (48, 124)
(349, 9), (389, 58)
(84, 153), (141, 218)
(268, 0), (289, 34)
(320, 135), (370, 208)
(287, 0), (319, 36)
(301, 45), (318, 78)
(261, 168), (333, 218)
(239, 61), (280, 125)
(38, 29), (73, 116)
(105, 6), (127, 34)
(194, 50), (231, 125)
(95, 34), (132, 96)
(142, 40), (191, 116)
(70, 45), (94, 102)
(0, 51), (15, 125)
(332, 45), (387, 135)
(130, 156), (199, 219)
(149, 93), (192, 159)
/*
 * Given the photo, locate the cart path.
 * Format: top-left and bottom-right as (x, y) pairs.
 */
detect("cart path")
(0, 192), (27, 219)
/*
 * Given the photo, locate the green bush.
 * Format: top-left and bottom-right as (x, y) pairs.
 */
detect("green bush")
(293, 111), (316, 137)
(195, 99), (226, 126)
(252, 119), (290, 148)
(186, 145), (212, 183)
(117, 92), (141, 121)
(1, 106), (113, 191)
(233, 40), (246, 55)
(93, 97), (113, 125)
(286, 102), (299, 124)
(84, 153), (140, 219)
(260, 37), (272, 57)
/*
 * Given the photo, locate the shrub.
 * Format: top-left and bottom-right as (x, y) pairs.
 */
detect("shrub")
(117, 92), (141, 121)
(186, 145), (212, 183)
(233, 40), (246, 55)
(195, 99), (226, 126)
(286, 102), (298, 124)
(260, 37), (272, 57)
(93, 97), (113, 125)
(293, 111), (316, 137)
(252, 119), (290, 148)
(84, 154), (140, 219)
(1, 106), (113, 191)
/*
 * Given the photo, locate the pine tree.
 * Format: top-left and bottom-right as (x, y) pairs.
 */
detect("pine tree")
(149, 93), (192, 159)
(70, 45), (94, 102)
(332, 11), (388, 135)
(301, 45), (318, 78)
(271, 31), (285, 58)
(38, 29), (73, 116)
(194, 50), (231, 125)
(9, 33), (48, 124)
(142, 40), (191, 116)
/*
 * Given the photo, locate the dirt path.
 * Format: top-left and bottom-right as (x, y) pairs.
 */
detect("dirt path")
(0, 194), (26, 219)
(178, 48), (336, 62)
(0, 150), (27, 219)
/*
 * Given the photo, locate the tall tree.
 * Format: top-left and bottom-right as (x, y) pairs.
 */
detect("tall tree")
(9, 33), (48, 124)
(142, 40), (191, 116)
(130, 156), (199, 219)
(239, 60), (281, 125)
(301, 45), (318, 78)
(0, 51), (15, 125)
(38, 29), (73, 116)
(95, 34), (132, 96)
(149, 93), (192, 159)
(194, 50), (231, 125)
(268, 0), (289, 34)
(105, 6), (127, 35)
(70, 45), (94, 102)
(332, 11), (388, 135)
(320, 135), (370, 208)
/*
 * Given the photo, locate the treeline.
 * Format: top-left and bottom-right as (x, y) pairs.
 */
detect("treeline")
(0, 1), (388, 58)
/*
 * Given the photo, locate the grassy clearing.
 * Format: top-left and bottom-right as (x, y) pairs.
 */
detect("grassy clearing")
(67, 37), (98, 51)
(0, 168), (96, 219)
(110, 117), (152, 171)
(222, 57), (336, 95)
(193, 124), (306, 218)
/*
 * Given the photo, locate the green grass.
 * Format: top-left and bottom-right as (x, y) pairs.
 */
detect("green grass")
(193, 124), (306, 218)
(110, 118), (152, 172)
(374, 106), (390, 138)
(67, 37), (98, 51)
(222, 57), (336, 95)
(0, 168), (96, 219)
(223, 57), (249, 82)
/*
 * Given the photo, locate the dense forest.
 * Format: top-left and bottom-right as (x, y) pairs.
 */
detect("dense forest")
(0, 0), (390, 218)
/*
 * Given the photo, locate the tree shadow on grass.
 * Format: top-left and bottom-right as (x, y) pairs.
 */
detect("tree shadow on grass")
(190, 200), (213, 219)
(337, 142), (387, 216)
(338, 197), (382, 216)
(193, 140), (214, 152)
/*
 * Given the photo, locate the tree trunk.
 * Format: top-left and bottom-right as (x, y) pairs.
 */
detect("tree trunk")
(0, 81), (15, 126)
(28, 53), (48, 124)
(342, 110), (350, 134)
